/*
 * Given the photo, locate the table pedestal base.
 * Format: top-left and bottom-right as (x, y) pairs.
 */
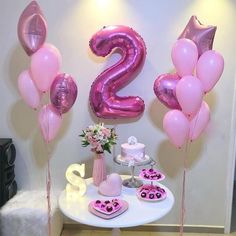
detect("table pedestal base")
(122, 177), (143, 188)
(112, 228), (121, 236)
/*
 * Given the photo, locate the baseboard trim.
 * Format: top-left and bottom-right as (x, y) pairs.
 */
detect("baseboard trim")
(63, 222), (224, 234)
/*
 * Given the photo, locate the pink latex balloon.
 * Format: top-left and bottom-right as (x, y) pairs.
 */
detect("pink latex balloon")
(189, 101), (210, 141)
(17, 70), (41, 110)
(196, 50), (224, 93)
(89, 25), (146, 119)
(153, 73), (181, 109)
(163, 110), (190, 148)
(179, 16), (217, 57)
(17, 1), (47, 56)
(38, 104), (62, 143)
(31, 43), (62, 92)
(176, 75), (204, 116)
(171, 38), (198, 77)
(50, 73), (78, 114)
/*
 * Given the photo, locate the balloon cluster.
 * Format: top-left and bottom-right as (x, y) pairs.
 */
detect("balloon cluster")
(17, 1), (78, 143)
(154, 16), (224, 148)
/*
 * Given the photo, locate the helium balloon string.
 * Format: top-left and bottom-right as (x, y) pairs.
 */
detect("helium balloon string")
(179, 140), (190, 236)
(46, 150), (52, 236)
(44, 104), (52, 236)
(39, 93), (44, 111)
(190, 109), (201, 142)
(179, 110), (200, 236)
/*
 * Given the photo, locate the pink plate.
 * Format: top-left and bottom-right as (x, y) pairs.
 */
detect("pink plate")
(90, 199), (122, 215)
(136, 184), (167, 202)
(88, 199), (129, 219)
(139, 168), (165, 181)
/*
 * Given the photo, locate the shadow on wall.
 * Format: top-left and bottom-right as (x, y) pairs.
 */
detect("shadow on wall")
(7, 45), (72, 169)
(6, 45), (30, 95)
(7, 45), (34, 141)
(5, 45), (31, 188)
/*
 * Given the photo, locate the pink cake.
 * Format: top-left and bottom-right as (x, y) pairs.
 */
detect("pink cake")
(120, 136), (146, 163)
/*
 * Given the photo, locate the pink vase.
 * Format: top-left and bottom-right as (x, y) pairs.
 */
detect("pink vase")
(92, 152), (107, 186)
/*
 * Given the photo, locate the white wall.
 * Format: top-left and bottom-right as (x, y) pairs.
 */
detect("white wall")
(1, 0), (236, 227)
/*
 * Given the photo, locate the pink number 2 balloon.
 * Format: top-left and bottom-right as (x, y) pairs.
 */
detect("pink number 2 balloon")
(89, 25), (146, 119)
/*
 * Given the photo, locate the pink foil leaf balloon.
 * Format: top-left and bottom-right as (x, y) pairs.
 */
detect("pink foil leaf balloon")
(171, 38), (198, 77)
(179, 15), (217, 57)
(196, 50), (224, 93)
(89, 25), (146, 119)
(189, 101), (210, 141)
(163, 110), (190, 148)
(17, 1), (47, 56)
(31, 43), (62, 92)
(17, 70), (41, 110)
(176, 75), (204, 116)
(38, 104), (62, 143)
(50, 73), (78, 114)
(153, 73), (181, 110)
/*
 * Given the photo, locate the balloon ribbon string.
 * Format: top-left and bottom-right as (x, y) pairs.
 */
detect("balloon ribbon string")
(46, 154), (52, 236)
(179, 140), (190, 236)
(180, 109), (200, 235)
(190, 109), (201, 142)
(45, 105), (51, 236)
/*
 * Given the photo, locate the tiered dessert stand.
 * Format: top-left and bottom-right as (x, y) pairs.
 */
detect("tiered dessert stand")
(136, 167), (167, 201)
(114, 155), (156, 188)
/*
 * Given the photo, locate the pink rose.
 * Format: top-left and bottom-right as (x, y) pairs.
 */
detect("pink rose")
(102, 128), (111, 137)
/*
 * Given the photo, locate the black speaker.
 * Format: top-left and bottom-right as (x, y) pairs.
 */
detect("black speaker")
(0, 138), (17, 207)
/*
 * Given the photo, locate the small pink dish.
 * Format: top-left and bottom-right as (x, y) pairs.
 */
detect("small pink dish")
(136, 184), (167, 202)
(139, 168), (165, 181)
(88, 199), (129, 219)
(90, 199), (122, 215)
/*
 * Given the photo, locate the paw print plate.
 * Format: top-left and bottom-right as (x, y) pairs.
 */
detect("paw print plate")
(90, 199), (122, 215)
(88, 199), (129, 219)
(136, 184), (167, 202)
(139, 168), (165, 181)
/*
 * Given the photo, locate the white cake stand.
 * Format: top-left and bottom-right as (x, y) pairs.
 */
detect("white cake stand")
(114, 155), (156, 188)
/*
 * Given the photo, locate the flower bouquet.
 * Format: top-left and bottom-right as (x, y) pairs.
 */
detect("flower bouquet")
(80, 123), (117, 186)
(80, 123), (117, 154)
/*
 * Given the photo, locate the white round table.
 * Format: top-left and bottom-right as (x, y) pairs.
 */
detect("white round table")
(59, 175), (174, 229)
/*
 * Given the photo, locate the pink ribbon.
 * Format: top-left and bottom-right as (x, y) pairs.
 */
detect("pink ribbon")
(179, 141), (188, 236)
(46, 159), (51, 236)
(179, 111), (200, 236)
